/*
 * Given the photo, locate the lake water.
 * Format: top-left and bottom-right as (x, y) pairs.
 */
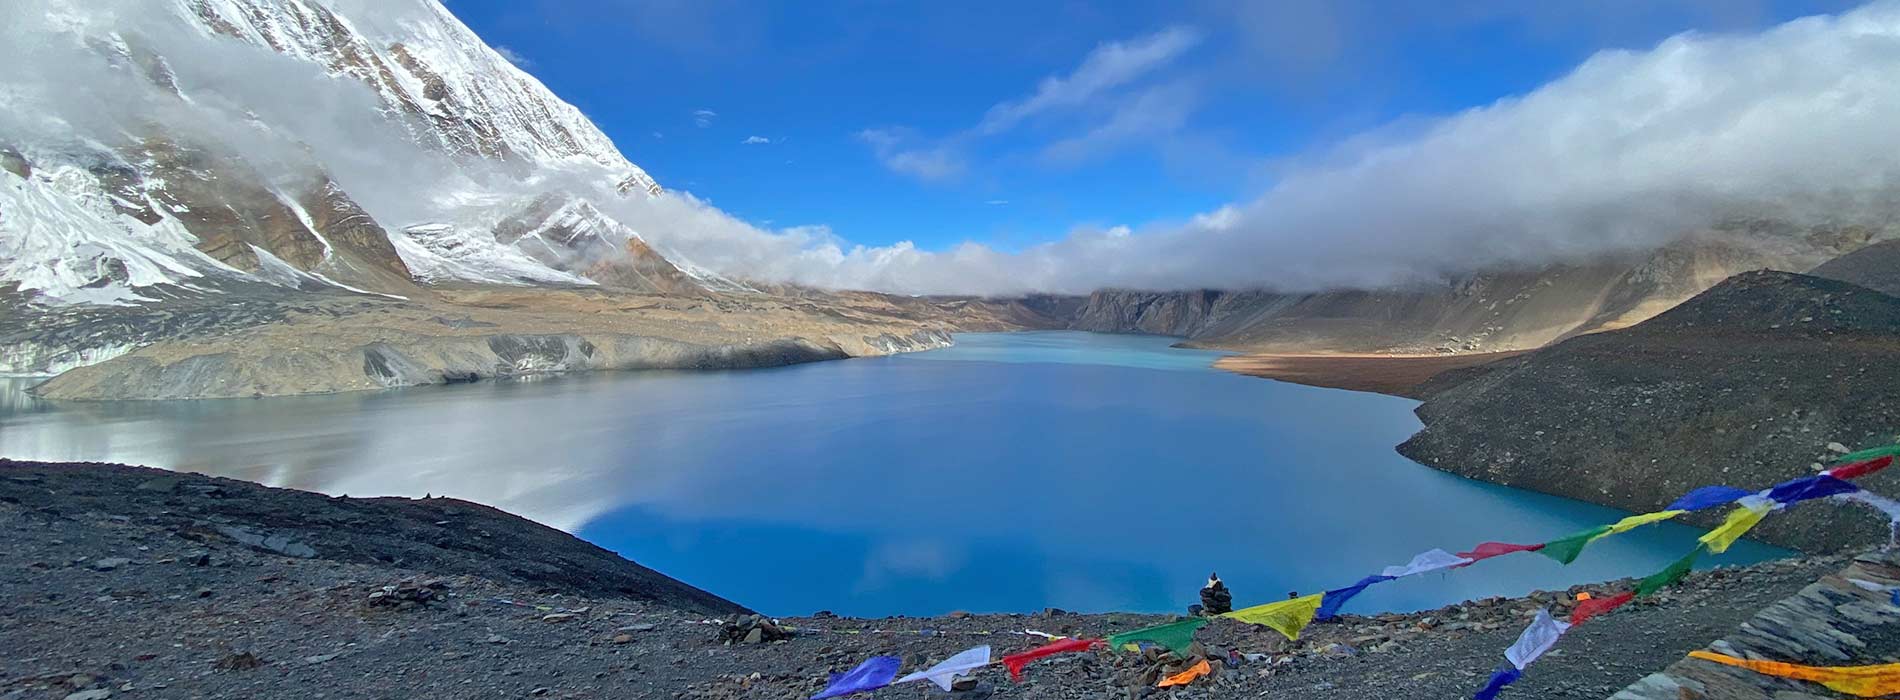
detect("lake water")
(0, 331), (1782, 617)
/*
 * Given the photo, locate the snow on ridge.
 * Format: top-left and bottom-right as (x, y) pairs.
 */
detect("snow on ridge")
(0, 166), (231, 305)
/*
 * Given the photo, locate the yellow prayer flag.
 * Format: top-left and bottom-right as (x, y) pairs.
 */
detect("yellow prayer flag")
(1689, 650), (1900, 697)
(1221, 593), (1323, 640)
(1699, 502), (1771, 554)
(1591, 510), (1686, 543)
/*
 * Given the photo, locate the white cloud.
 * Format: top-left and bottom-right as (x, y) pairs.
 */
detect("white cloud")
(740, 135), (770, 144)
(978, 26), (1202, 135)
(858, 128), (965, 182)
(626, 3), (1900, 296)
(492, 44), (531, 68)
(985, 199), (1009, 206)
(692, 108), (717, 128)
(1039, 81), (1199, 166)
(863, 26), (1203, 182)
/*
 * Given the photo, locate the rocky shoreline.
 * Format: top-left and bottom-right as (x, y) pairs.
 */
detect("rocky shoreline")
(0, 460), (1866, 699)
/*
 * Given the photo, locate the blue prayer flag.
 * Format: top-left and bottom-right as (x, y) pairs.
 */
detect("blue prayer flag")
(1766, 475), (1858, 505)
(1315, 574), (1396, 620)
(1666, 485), (1752, 512)
(1473, 666), (1524, 700)
(813, 656), (903, 699)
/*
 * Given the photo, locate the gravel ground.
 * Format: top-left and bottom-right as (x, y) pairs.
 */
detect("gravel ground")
(0, 462), (1851, 700)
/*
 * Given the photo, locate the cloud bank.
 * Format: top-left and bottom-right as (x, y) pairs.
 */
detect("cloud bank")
(628, 2), (1900, 295)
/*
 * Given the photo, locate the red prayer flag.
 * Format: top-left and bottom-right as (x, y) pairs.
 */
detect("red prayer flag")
(1568, 591), (1633, 625)
(1828, 455), (1895, 481)
(1455, 542), (1545, 566)
(1001, 637), (1100, 681)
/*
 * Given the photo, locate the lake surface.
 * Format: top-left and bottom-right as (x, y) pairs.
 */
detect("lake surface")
(0, 331), (1782, 617)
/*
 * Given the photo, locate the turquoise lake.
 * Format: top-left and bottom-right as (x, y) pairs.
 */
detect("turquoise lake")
(0, 331), (1782, 617)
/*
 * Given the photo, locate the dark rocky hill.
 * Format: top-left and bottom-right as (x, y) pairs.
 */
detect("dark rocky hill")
(0, 459), (748, 614)
(1810, 239), (1900, 297)
(1398, 271), (1900, 552)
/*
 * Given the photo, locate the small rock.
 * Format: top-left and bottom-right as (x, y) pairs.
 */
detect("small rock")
(65, 691), (112, 700)
(743, 627), (764, 644)
(1829, 442), (1851, 454)
(302, 653), (341, 665)
(612, 634), (633, 644)
(214, 652), (264, 671)
(618, 623), (657, 632)
(89, 558), (131, 571)
(485, 635), (511, 645)
(946, 610), (973, 619)
(542, 613), (578, 623)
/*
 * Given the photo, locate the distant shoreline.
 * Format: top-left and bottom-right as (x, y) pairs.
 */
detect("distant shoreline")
(1211, 351), (1528, 399)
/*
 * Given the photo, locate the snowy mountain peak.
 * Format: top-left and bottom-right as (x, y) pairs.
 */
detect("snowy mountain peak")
(2, 0), (707, 305)
(177, 0), (660, 195)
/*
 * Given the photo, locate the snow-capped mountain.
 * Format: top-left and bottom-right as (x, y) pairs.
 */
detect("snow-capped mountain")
(0, 0), (701, 305)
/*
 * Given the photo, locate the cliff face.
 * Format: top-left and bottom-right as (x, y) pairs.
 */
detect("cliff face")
(1397, 271), (1900, 552)
(1067, 233), (1880, 354)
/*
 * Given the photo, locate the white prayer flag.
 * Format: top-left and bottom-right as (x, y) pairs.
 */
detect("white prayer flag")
(896, 645), (991, 691)
(1503, 609), (1570, 670)
(1380, 548), (1475, 578)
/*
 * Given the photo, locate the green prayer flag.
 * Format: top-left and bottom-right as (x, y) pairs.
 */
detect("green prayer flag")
(1636, 549), (1699, 597)
(1107, 617), (1207, 654)
(1835, 444), (1900, 464)
(1538, 525), (1612, 565)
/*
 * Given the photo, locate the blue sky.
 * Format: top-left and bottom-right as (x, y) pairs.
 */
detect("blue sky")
(450, 0), (1856, 256)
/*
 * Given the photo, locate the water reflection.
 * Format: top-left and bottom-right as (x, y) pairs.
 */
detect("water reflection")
(0, 332), (1785, 617)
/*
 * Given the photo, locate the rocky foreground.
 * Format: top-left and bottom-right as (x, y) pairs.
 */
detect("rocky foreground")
(0, 460), (1878, 700)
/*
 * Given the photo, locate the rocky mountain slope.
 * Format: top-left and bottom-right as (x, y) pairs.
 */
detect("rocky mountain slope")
(1072, 229), (1884, 355)
(0, 0), (987, 398)
(1397, 271), (1900, 552)
(1810, 238), (1900, 297)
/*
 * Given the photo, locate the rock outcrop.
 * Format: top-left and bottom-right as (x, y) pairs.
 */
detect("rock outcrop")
(1399, 271), (1900, 552)
(1612, 550), (1900, 699)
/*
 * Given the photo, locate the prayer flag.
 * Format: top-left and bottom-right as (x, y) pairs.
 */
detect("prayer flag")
(1635, 550), (1698, 597)
(1667, 485), (1753, 512)
(1156, 659), (1212, 688)
(1700, 500), (1773, 554)
(1569, 591), (1633, 625)
(1381, 549), (1475, 578)
(1503, 609), (1569, 670)
(812, 656), (903, 699)
(1766, 475), (1859, 505)
(1828, 455), (1896, 481)
(1837, 490), (1900, 521)
(1001, 637), (1098, 682)
(896, 646), (991, 691)
(1106, 618), (1205, 654)
(1316, 575), (1396, 621)
(1598, 510), (1687, 539)
(1833, 444), (1900, 466)
(1689, 650), (1900, 697)
(1223, 593), (1324, 640)
(1539, 525), (1612, 565)
(1457, 542), (1545, 563)
(1473, 666), (1522, 700)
